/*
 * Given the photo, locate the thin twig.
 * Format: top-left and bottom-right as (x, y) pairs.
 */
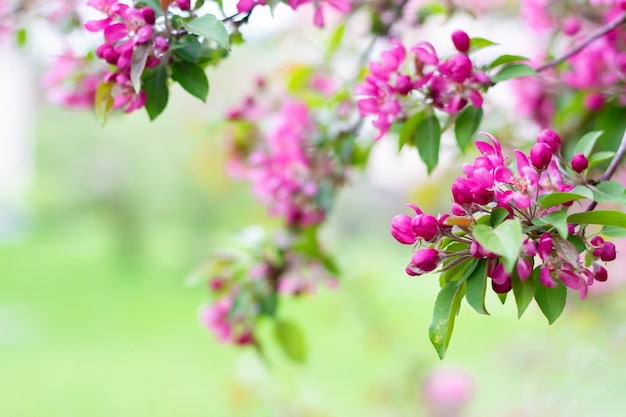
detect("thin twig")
(536, 12), (626, 73)
(586, 129), (626, 212)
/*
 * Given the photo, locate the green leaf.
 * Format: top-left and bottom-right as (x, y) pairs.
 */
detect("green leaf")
(131, 43), (151, 93)
(490, 207), (509, 227)
(489, 54), (529, 68)
(416, 3), (447, 23)
(414, 114), (441, 174)
(601, 225), (626, 238)
(275, 320), (307, 363)
(469, 37), (497, 51)
(142, 64), (169, 121)
(512, 269), (535, 318)
(454, 105), (483, 153)
(398, 111), (425, 150)
(573, 130), (603, 158)
(181, 14), (230, 51)
(440, 257), (472, 284)
(567, 235), (586, 253)
(533, 274), (567, 324)
(538, 185), (593, 208)
(172, 61), (209, 102)
(497, 291), (508, 305)
(429, 281), (465, 359)
(590, 181), (626, 205)
(533, 209), (569, 238)
(465, 260), (489, 315)
(15, 28), (27, 47)
(490, 64), (537, 83)
(567, 210), (626, 228)
(473, 219), (522, 274)
(587, 151), (615, 170)
(325, 23), (345, 60)
(94, 82), (114, 125)
(171, 35), (204, 63)
(259, 293), (278, 317)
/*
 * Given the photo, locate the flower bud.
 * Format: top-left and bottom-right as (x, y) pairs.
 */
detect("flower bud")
(562, 17), (581, 36)
(600, 242), (617, 262)
(592, 263), (608, 281)
(391, 214), (417, 244)
(440, 54), (473, 83)
(538, 233), (553, 261)
(571, 153), (588, 173)
(177, 0), (192, 10)
(521, 239), (537, 257)
(452, 181), (473, 205)
(584, 93), (604, 111)
(409, 248), (440, 274)
(451, 30), (470, 53)
(530, 142), (552, 170)
(539, 267), (557, 288)
(411, 214), (439, 241)
(537, 129), (561, 153)
(517, 258), (532, 281)
(141, 7), (156, 25)
(488, 262), (510, 285)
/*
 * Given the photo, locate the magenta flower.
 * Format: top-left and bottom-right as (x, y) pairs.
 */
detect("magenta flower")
(571, 153), (588, 173)
(391, 214), (417, 244)
(408, 249), (440, 275)
(451, 30), (470, 52)
(530, 142), (553, 170)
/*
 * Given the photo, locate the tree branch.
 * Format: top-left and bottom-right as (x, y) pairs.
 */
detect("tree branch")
(586, 129), (626, 212)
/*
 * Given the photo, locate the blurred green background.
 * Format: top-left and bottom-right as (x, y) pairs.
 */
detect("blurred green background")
(3, 60), (626, 417)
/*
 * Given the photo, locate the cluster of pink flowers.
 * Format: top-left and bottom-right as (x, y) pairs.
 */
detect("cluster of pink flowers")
(228, 97), (342, 228)
(518, 0), (626, 120)
(42, 50), (105, 109)
(85, 0), (169, 113)
(200, 296), (255, 345)
(355, 31), (489, 139)
(391, 129), (616, 299)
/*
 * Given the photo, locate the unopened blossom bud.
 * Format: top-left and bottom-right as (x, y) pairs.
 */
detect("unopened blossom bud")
(237, 331), (254, 345)
(451, 30), (470, 53)
(391, 214), (417, 244)
(571, 153), (588, 173)
(452, 181), (473, 205)
(141, 7), (156, 24)
(530, 142), (552, 170)
(521, 239), (537, 257)
(177, 0), (192, 10)
(567, 224), (576, 235)
(440, 54), (473, 83)
(409, 248), (440, 274)
(590, 236), (605, 246)
(600, 242), (616, 261)
(584, 93), (605, 111)
(488, 262), (510, 285)
(438, 213), (450, 227)
(451, 203), (465, 216)
(470, 240), (493, 258)
(395, 74), (413, 95)
(411, 214), (439, 241)
(592, 263), (608, 281)
(537, 129), (561, 153)
(492, 277), (512, 293)
(562, 16), (581, 36)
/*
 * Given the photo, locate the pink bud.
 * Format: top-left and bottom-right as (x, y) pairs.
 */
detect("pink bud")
(141, 7), (156, 24)
(521, 239), (537, 257)
(517, 258), (532, 281)
(391, 214), (417, 244)
(590, 236), (605, 246)
(177, 0), (191, 10)
(409, 248), (440, 274)
(452, 181), (473, 205)
(571, 153), (588, 173)
(537, 129), (561, 153)
(593, 263), (608, 281)
(538, 233), (553, 261)
(488, 262), (510, 285)
(539, 267), (557, 288)
(584, 93), (605, 111)
(600, 242), (616, 262)
(530, 142), (552, 170)
(440, 54), (473, 83)
(562, 16), (581, 36)
(451, 30), (470, 53)
(411, 214), (439, 241)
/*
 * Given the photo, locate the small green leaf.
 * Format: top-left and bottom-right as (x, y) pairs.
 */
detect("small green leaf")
(325, 23), (345, 60)
(275, 319), (307, 363)
(429, 281), (465, 359)
(490, 207), (509, 227)
(398, 111), (425, 150)
(131, 43), (151, 93)
(490, 64), (537, 83)
(533, 274), (567, 324)
(416, 3), (447, 23)
(573, 130), (603, 158)
(512, 269), (535, 318)
(171, 35), (204, 63)
(465, 260), (489, 315)
(587, 151), (615, 170)
(600, 225), (626, 238)
(454, 105), (483, 152)
(533, 209), (569, 238)
(414, 114), (441, 174)
(489, 54), (529, 68)
(259, 293), (278, 317)
(567, 235), (586, 253)
(94, 82), (114, 125)
(538, 185), (593, 208)
(469, 37), (497, 51)
(15, 28), (27, 47)
(567, 210), (626, 228)
(181, 14), (230, 51)
(497, 291), (508, 305)
(142, 64), (169, 121)
(172, 61), (209, 102)
(590, 181), (626, 205)
(473, 219), (522, 274)
(440, 257), (472, 283)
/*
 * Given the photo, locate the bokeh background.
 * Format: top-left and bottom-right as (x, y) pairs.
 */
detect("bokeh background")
(3, 3), (626, 416)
